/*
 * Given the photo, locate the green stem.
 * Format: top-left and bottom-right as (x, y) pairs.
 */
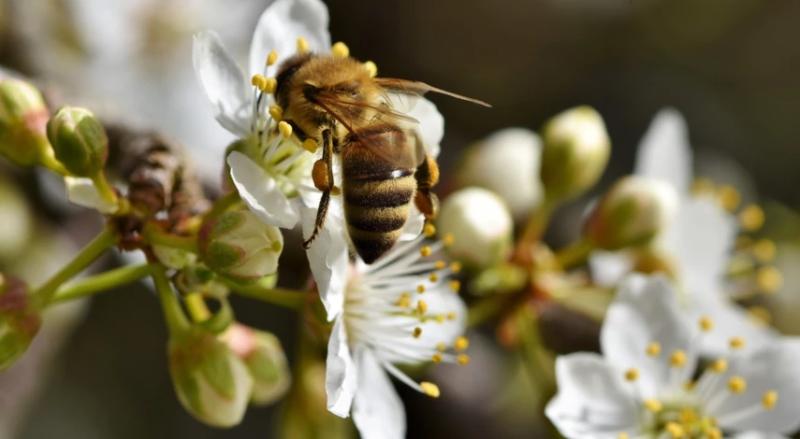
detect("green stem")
(224, 279), (307, 309)
(151, 265), (190, 335)
(40, 153), (69, 176)
(91, 172), (119, 209)
(516, 309), (560, 438)
(204, 191), (241, 221)
(184, 293), (211, 322)
(48, 264), (153, 305)
(517, 198), (556, 251)
(554, 238), (594, 269)
(32, 227), (117, 306)
(468, 295), (512, 328)
(144, 224), (198, 253)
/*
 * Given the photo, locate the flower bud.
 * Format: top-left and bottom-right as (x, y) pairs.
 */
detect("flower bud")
(584, 176), (678, 250)
(222, 324), (290, 406)
(198, 210), (283, 282)
(458, 128), (543, 219)
(0, 79), (54, 167)
(437, 187), (513, 269)
(46, 107), (108, 177)
(0, 274), (41, 371)
(540, 106), (610, 202)
(168, 328), (253, 427)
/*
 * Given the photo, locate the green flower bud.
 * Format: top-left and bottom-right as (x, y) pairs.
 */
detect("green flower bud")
(222, 324), (290, 406)
(0, 274), (41, 371)
(541, 106), (610, 202)
(46, 106), (108, 177)
(168, 328), (253, 428)
(199, 210), (283, 282)
(584, 176), (678, 250)
(0, 79), (55, 167)
(437, 187), (513, 269)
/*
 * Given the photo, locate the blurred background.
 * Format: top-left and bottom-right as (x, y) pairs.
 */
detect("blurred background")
(0, 0), (798, 437)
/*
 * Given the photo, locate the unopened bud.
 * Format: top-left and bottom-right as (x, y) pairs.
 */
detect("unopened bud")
(199, 210), (283, 282)
(437, 187), (513, 269)
(168, 328), (253, 427)
(584, 176), (678, 250)
(540, 106), (610, 202)
(46, 107), (108, 177)
(458, 128), (543, 219)
(0, 274), (41, 371)
(0, 79), (54, 167)
(222, 324), (290, 406)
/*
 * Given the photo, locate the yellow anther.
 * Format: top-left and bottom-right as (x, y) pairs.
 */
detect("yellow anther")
(435, 314), (446, 323)
(429, 273), (439, 282)
(665, 422), (685, 438)
(251, 74), (267, 89)
(739, 204), (765, 231)
(261, 77), (277, 93)
(269, 104), (283, 121)
(752, 239), (777, 262)
(748, 306), (772, 326)
(643, 399), (662, 413)
(420, 381), (440, 398)
(455, 336), (469, 352)
(423, 223), (437, 237)
(757, 266), (783, 294)
(449, 280), (461, 292)
(331, 41), (350, 58)
(728, 376), (747, 394)
(683, 380), (696, 391)
(450, 261), (463, 273)
(420, 245), (432, 257)
(434, 260), (447, 270)
(302, 138), (319, 153)
(266, 50), (279, 66)
(417, 300), (428, 314)
(431, 353), (443, 363)
(436, 342), (447, 352)
(363, 60), (378, 77)
(624, 368), (639, 382)
(457, 354), (470, 365)
(412, 327), (422, 338)
(396, 293), (411, 308)
(296, 37), (309, 53)
(692, 177), (715, 195)
(709, 358), (728, 374)
(617, 433), (629, 439)
(729, 337), (746, 350)
(646, 342), (662, 357)
(278, 121), (293, 138)
(762, 390), (778, 409)
(417, 284), (426, 294)
(670, 350), (687, 367)
(699, 316), (714, 332)
(442, 233), (455, 246)
(706, 428), (722, 439)
(717, 185), (741, 212)
(446, 312), (456, 320)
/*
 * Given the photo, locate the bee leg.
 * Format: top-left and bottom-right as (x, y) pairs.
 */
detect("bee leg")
(413, 155), (440, 219)
(303, 129), (335, 249)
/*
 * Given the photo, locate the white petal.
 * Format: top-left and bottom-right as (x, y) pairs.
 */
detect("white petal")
(352, 348), (406, 439)
(399, 205), (425, 241)
(407, 97), (444, 158)
(589, 251), (634, 288)
(707, 338), (800, 434)
(193, 31), (251, 137)
(663, 196), (737, 297)
(545, 353), (639, 439)
(301, 203), (349, 320)
(64, 177), (118, 214)
(248, 0), (331, 77)
(600, 275), (696, 398)
(228, 151), (300, 229)
(634, 108), (693, 194)
(690, 293), (778, 358)
(732, 433), (789, 439)
(325, 317), (357, 418)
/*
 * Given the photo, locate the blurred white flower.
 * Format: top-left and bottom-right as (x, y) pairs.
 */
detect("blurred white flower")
(325, 234), (468, 439)
(590, 109), (776, 356)
(546, 275), (800, 439)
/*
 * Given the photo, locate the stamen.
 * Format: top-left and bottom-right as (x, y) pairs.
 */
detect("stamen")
(417, 284), (426, 294)
(717, 185), (741, 212)
(729, 337), (745, 350)
(762, 390), (778, 409)
(706, 428), (722, 439)
(692, 177), (714, 195)
(431, 353), (442, 363)
(756, 266), (783, 293)
(435, 314), (446, 323)
(624, 368), (639, 382)
(699, 316), (714, 332)
(646, 342), (661, 357)
(429, 273), (439, 282)
(739, 204), (765, 231)
(266, 50), (279, 66)
(269, 104), (283, 121)
(420, 382), (440, 398)
(416, 300), (428, 314)
(617, 433), (629, 439)
(455, 336), (469, 351)
(434, 260), (447, 270)
(396, 293), (411, 308)
(278, 121), (293, 138)
(413, 327), (422, 338)
(643, 399), (662, 413)
(449, 280), (461, 293)
(670, 350), (687, 368)
(423, 223), (437, 237)
(296, 37), (309, 53)
(446, 312), (456, 320)
(450, 262), (463, 273)
(728, 376), (747, 394)
(436, 342), (447, 352)
(747, 306), (771, 326)
(420, 245), (432, 257)
(251, 74), (267, 90)
(457, 354), (470, 365)
(331, 41), (350, 58)
(709, 358), (728, 373)
(665, 422), (684, 438)
(302, 138), (318, 153)
(442, 233), (455, 247)
(363, 60), (378, 77)
(752, 239), (777, 262)
(262, 77), (277, 93)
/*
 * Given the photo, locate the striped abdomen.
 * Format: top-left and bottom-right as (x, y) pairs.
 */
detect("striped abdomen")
(342, 125), (418, 263)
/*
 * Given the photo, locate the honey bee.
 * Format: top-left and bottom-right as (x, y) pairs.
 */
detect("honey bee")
(273, 48), (489, 263)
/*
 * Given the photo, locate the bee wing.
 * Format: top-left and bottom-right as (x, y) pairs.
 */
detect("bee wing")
(313, 90), (419, 132)
(374, 78), (492, 108)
